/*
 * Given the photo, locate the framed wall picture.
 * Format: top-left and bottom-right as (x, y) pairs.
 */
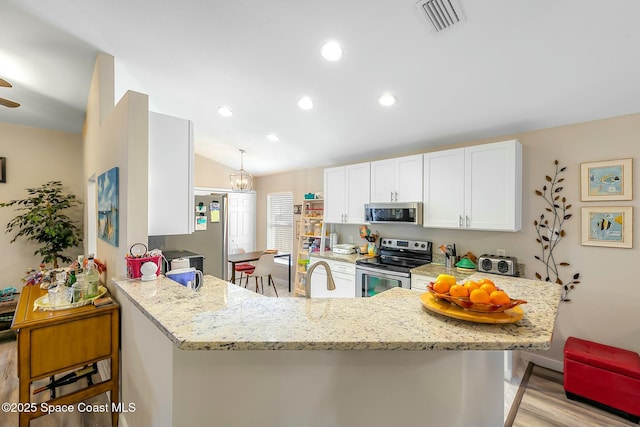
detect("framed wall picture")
(581, 206), (632, 248)
(581, 158), (632, 201)
(0, 157), (6, 183)
(97, 166), (119, 247)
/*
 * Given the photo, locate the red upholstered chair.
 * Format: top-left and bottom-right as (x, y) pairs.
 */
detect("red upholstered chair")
(564, 336), (640, 423)
(231, 248), (255, 286)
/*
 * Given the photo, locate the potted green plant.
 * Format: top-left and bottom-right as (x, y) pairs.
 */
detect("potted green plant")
(0, 181), (83, 268)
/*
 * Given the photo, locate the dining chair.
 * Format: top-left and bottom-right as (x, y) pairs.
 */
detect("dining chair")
(231, 248), (255, 286)
(245, 254), (277, 297)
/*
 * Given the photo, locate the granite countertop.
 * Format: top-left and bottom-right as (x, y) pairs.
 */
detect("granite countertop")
(309, 250), (373, 264)
(411, 264), (476, 281)
(113, 272), (561, 352)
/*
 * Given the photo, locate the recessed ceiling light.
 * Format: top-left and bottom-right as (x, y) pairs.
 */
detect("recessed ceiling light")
(217, 106), (233, 117)
(378, 93), (396, 107)
(321, 41), (343, 61)
(297, 96), (314, 110)
(266, 133), (280, 142)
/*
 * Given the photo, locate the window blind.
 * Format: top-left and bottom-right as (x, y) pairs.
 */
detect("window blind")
(267, 192), (293, 253)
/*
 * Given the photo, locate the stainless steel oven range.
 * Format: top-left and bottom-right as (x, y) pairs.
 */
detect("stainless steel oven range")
(355, 238), (432, 297)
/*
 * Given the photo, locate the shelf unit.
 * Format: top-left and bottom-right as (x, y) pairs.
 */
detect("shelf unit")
(293, 199), (328, 297)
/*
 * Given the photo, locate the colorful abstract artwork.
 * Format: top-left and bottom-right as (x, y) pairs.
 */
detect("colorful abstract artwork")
(98, 167), (119, 247)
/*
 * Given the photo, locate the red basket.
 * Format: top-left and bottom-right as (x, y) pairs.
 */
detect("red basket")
(126, 255), (161, 279)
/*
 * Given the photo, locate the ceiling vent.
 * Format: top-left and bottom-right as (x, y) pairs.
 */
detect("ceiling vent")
(416, 0), (465, 33)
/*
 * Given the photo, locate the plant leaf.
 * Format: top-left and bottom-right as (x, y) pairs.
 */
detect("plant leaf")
(573, 273), (580, 280)
(535, 272), (542, 279)
(535, 190), (542, 196)
(546, 175), (552, 182)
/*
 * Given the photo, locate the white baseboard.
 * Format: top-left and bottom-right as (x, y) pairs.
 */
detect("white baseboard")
(519, 351), (564, 372)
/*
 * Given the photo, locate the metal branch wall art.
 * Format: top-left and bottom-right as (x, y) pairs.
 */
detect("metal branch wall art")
(534, 160), (581, 302)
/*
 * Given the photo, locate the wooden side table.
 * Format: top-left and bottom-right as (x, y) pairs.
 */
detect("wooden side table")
(11, 286), (120, 427)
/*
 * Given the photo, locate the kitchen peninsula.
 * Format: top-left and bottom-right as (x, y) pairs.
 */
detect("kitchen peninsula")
(113, 273), (561, 427)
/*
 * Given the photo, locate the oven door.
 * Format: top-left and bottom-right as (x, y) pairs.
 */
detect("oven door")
(356, 264), (411, 297)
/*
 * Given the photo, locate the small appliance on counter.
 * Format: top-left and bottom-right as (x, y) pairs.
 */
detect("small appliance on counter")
(162, 250), (204, 274)
(332, 243), (356, 255)
(477, 254), (519, 276)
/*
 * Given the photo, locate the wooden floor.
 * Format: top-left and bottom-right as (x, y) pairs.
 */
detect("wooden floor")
(506, 363), (638, 427)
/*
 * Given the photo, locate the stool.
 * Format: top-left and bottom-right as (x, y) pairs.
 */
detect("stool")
(564, 336), (640, 423)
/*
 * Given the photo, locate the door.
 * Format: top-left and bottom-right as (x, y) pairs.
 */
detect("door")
(370, 159), (396, 202)
(465, 141), (521, 231)
(227, 192), (256, 253)
(324, 166), (346, 223)
(344, 162), (370, 224)
(423, 148), (465, 228)
(396, 154), (423, 202)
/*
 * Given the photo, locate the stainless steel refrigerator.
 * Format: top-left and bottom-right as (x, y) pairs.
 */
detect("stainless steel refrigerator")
(148, 193), (228, 280)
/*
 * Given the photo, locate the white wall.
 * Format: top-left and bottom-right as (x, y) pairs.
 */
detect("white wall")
(83, 53), (153, 427)
(83, 53), (149, 281)
(0, 123), (83, 290)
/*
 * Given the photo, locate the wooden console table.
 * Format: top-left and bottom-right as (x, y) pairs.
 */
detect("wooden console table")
(11, 286), (119, 427)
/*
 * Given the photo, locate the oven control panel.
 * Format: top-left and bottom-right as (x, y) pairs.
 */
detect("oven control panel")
(380, 239), (432, 253)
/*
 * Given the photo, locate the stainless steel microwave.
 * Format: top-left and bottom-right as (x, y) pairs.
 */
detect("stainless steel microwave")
(364, 202), (423, 225)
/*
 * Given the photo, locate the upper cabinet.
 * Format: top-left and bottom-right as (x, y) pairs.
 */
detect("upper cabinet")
(423, 140), (522, 232)
(148, 112), (194, 236)
(370, 154), (423, 203)
(324, 162), (370, 224)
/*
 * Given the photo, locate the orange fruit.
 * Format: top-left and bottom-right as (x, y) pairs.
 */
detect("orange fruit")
(490, 290), (510, 305)
(433, 280), (451, 294)
(477, 278), (496, 288)
(435, 274), (457, 286)
(463, 280), (479, 293)
(469, 289), (490, 304)
(449, 284), (469, 298)
(480, 283), (497, 295)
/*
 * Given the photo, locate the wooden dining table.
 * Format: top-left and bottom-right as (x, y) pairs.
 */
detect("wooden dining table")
(227, 251), (292, 291)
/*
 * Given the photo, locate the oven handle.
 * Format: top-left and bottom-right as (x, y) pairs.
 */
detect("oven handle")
(355, 264), (410, 279)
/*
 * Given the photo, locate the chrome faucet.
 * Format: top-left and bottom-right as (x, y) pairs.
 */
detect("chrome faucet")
(305, 261), (336, 297)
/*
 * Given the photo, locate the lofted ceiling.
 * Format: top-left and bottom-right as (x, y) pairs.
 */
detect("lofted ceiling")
(1, 0), (640, 176)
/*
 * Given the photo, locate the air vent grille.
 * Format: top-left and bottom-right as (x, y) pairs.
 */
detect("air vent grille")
(416, 0), (464, 33)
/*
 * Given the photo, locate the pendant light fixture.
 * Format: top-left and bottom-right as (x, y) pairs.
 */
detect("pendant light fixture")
(229, 149), (254, 192)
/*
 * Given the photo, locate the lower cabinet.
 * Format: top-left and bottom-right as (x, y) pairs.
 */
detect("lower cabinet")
(411, 274), (437, 292)
(308, 257), (357, 298)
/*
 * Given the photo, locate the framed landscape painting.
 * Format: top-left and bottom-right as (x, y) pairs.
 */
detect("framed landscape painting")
(581, 158), (632, 201)
(98, 166), (119, 247)
(581, 206), (632, 248)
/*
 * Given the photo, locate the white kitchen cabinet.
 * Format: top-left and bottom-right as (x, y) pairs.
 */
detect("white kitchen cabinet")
(411, 274), (437, 292)
(308, 257), (357, 298)
(370, 154), (422, 203)
(323, 162), (370, 224)
(423, 140), (522, 232)
(148, 112), (194, 236)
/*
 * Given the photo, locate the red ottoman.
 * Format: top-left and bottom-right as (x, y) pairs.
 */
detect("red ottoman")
(564, 336), (640, 423)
